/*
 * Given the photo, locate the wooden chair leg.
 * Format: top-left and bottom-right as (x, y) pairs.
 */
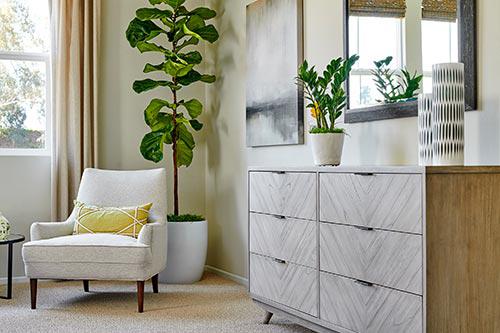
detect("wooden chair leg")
(137, 281), (144, 313)
(151, 274), (158, 293)
(83, 280), (89, 292)
(30, 279), (37, 310)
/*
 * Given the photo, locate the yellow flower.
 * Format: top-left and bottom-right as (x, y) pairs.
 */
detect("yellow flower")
(310, 102), (320, 119)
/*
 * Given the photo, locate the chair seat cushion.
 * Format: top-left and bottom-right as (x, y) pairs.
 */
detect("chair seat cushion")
(22, 234), (152, 265)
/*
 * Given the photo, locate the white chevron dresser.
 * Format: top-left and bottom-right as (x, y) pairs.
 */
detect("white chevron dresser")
(248, 166), (500, 333)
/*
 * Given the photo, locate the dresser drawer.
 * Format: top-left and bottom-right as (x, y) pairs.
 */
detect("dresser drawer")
(320, 173), (422, 234)
(320, 272), (422, 333)
(250, 254), (318, 317)
(250, 213), (316, 268)
(249, 172), (316, 220)
(320, 223), (422, 294)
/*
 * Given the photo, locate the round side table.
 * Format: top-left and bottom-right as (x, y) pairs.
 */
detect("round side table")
(0, 234), (25, 299)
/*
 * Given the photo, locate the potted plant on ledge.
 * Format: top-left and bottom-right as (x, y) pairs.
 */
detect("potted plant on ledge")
(296, 55), (359, 166)
(126, 0), (219, 284)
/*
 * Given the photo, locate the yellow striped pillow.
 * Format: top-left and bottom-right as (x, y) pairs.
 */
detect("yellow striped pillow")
(73, 201), (153, 238)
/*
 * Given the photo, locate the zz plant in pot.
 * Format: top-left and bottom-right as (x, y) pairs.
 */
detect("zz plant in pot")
(126, 0), (218, 283)
(296, 55), (359, 166)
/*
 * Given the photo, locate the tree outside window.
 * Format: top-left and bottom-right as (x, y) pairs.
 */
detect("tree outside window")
(0, 0), (50, 152)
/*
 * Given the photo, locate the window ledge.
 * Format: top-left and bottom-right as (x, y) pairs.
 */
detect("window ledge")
(0, 149), (51, 157)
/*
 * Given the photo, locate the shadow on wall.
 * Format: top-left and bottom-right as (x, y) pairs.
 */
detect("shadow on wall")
(477, 97), (500, 163)
(205, 0), (248, 276)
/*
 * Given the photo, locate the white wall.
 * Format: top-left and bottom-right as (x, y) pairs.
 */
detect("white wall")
(204, 0), (500, 278)
(0, 156), (51, 278)
(99, 0), (208, 216)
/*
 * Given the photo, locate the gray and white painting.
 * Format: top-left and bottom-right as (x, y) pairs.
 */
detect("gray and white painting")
(246, 0), (304, 147)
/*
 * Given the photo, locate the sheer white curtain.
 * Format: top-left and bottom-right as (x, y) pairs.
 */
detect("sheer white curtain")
(49, 0), (100, 220)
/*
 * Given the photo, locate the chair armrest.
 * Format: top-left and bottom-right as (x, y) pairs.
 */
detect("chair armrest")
(30, 219), (75, 241)
(138, 223), (167, 272)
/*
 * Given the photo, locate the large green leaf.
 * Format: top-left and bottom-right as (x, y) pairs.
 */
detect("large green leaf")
(182, 99), (203, 119)
(126, 18), (164, 47)
(194, 25), (219, 43)
(136, 8), (173, 21)
(179, 51), (202, 64)
(165, 60), (194, 78)
(140, 131), (165, 163)
(182, 24), (203, 41)
(201, 74), (216, 83)
(176, 140), (193, 167)
(176, 124), (195, 167)
(191, 7), (216, 20)
(166, 0), (186, 9)
(144, 99), (175, 128)
(189, 119), (203, 131)
(177, 36), (199, 51)
(133, 79), (176, 93)
(137, 41), (168, 54)
(186, 15), (205, 30)
(143, 63), (164, 73)
(178, 124), (195, 149)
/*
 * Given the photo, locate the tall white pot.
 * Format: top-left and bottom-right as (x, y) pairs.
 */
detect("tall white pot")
(432, 63), (465, 166)
(310, 133), (345, 166)
(159, 221), (208, 284)
(418, 93), (433, 166)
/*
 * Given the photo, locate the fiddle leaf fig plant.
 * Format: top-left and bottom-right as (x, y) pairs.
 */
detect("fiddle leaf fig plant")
(296, 55), (359, 133)
(126, 0), (219, 216)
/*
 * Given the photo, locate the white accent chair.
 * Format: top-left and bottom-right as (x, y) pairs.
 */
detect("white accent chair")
(22, 168), (167, 312)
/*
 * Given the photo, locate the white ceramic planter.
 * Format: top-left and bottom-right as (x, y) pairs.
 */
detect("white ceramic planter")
(310, 132), (345, 166)
(159, 220), (208, 284)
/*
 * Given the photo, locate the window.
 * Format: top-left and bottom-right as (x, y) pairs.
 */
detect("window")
(349, 16), (404, 108)
(0, 0), (51, 155)
(421, 19), (458, 93)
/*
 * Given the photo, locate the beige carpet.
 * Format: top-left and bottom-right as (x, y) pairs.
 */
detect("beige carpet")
(0, 273), (312, 333)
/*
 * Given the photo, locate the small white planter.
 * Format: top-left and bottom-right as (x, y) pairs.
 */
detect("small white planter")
(310, 132), (345, 166)
(159, 220), (208, 284)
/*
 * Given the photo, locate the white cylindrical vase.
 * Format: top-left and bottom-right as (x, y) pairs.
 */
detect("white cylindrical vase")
(418, 93), (433, 166)
(431, 63), (465, 166)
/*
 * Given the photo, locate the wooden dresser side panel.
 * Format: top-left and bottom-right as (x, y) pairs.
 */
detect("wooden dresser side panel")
(426, 173), (500, 333)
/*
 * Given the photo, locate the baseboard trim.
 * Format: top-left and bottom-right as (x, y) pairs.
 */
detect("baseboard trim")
(205, 265), (248, 287)
(0, 276), (28, 284)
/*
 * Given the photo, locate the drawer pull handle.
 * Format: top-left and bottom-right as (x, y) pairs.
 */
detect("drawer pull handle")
(354, 172), (374, 176)
(354, 226), (374, 231)
(273, 258), (286, 264)
(274, 215), (286, 220)
(274, 171), (286, 174)
(355, 279), (374, 287)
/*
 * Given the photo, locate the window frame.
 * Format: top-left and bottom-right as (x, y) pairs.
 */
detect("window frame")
(0, 49), (52, 156)
(422, 20), (458, 93)
(349, 15), (405, 109)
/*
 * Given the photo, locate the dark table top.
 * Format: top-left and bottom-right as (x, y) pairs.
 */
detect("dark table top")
(0, 234), (25, 245)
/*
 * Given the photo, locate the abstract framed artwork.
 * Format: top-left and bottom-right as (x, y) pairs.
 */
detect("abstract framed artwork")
(246, 0), (304, 147)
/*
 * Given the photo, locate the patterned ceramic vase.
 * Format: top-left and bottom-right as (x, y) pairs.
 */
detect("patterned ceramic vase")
(431, 63), (465, 166)
(0, 213), (10, 240)
(418, 93), (433, 166)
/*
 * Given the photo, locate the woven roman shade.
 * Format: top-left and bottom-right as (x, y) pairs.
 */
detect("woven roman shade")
(349, 0), (406, 18)
(422, 0), (457, 22)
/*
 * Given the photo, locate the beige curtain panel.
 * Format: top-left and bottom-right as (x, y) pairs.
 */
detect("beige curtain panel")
(50, 0), (100, 221)
(349, 0), (407, 18)
(422, 0), (457, 22)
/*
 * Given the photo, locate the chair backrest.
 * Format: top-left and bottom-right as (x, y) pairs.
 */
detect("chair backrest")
(75, 168), (167, 224)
